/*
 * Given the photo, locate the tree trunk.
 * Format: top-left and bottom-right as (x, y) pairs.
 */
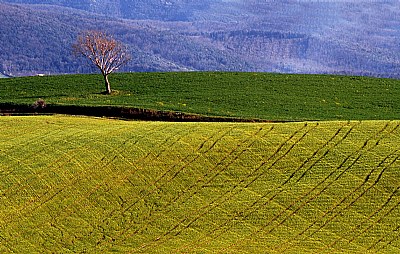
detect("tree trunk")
(104, 74), (111, 94)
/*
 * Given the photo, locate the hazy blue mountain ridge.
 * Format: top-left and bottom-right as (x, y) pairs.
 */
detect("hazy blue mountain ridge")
(1, 0), (217, 20)
(0, 2), (251, 75)
(1, 0), (399, 77)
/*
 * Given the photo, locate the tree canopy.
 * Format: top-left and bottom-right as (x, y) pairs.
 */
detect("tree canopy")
(73, 30), (131, 94)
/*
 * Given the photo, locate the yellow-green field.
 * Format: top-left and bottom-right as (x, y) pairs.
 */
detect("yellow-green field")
(1, 116), (400, 253)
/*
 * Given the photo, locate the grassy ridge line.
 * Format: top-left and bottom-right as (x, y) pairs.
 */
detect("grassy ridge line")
(0, 72), (399, 120)
(1, 116), (400, 253)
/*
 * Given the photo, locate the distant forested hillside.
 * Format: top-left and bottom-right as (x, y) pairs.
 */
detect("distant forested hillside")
(0, 2), (249, 76)
(1, 0), (216, 21)
(1, 0), (400, 77)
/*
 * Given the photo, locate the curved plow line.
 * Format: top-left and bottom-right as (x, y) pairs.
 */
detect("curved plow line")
(105, 123), (171, 165)
(223, 123), (350, 234)
(347, 155), (400, 251)
(111, 127), (237, 228)
(0, 121), (112, 210)
(153, 127), (252, 194)
(31, 156), (121, 248)
(173, 148), (278, 252)
(126, 126), (269, 252)
(58, 151), (151, 250)
(0, 120), (139, 201)
(134, 130), (193, 187)
(366, 204), (400, 252)
(373, 225), (400, 252)
(0, 125), (81, 195)
(0, 122), (311, 252)
(0, 130), (97, 222)
(293, 122), (358, 184)
(118, 152), (203, 220)
(101, 126), (243, 248)
(353, 184), (400, 242)
(146, 125), (233, 188)
(0, 126), (67, 174)
(188, 127), (266, 188)
(98, 122), (176, 196)
(195, 126), (232, 153)
(141, 127), (271, 250)
(2, 121), (178, 224)
(376, 123), (400, 148)
(360, 188), (400, 251)
(280, 153), (400, 253)
(278, 123), (399, 252)
(222, 121), (393, 253)
(305, 123), (398, 247)
(244, 122), (315, 189)
(0, 234), (14, 254)
(268, 153), (364, 252)
(0, 143), (104, 250)
(151, 126), (233, 188)
(200, 126), (237, 154)
(175, 123), (316, 252)
(177, 123), (319, 252)
(0, 122), (222, 251)
(163, 186), (246, 252)
(113, 123), (179, 170)
(0, 121), (64, 152)
(277, 124), (399, 250)
(215, 177), (341, 254)
(9, 123), (168, 251)
(202, 123), (351, 251)
(90, 124), (203, 249)
(280, 125), (398, 252)
(78, 123), (170, 191)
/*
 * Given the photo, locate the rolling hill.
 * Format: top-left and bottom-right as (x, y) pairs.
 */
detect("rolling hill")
(1, 69), (399, 252)
(1, 72), (399, 121)
(1, 116), (400, 253)
(1, 1), (400, 77)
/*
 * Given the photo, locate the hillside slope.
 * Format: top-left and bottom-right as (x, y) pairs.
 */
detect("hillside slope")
(1, 73), (400, 121)
(1, 0), (217, 21)
(1, 116), (400, 253)
(1, 1), (400, 77)
(0, 3), (252, 76)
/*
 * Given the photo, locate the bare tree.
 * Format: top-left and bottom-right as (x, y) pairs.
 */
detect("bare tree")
(73, 30), (131, 94)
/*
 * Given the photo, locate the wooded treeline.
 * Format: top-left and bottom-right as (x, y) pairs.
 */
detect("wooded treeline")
(1, 1), (400, 78)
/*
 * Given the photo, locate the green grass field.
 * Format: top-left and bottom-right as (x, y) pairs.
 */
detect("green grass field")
(1, 115), (400, 253)
(1, 72), (399, 120)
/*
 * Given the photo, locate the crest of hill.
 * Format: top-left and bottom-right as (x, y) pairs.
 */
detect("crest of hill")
(1, 72), (400, 121)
